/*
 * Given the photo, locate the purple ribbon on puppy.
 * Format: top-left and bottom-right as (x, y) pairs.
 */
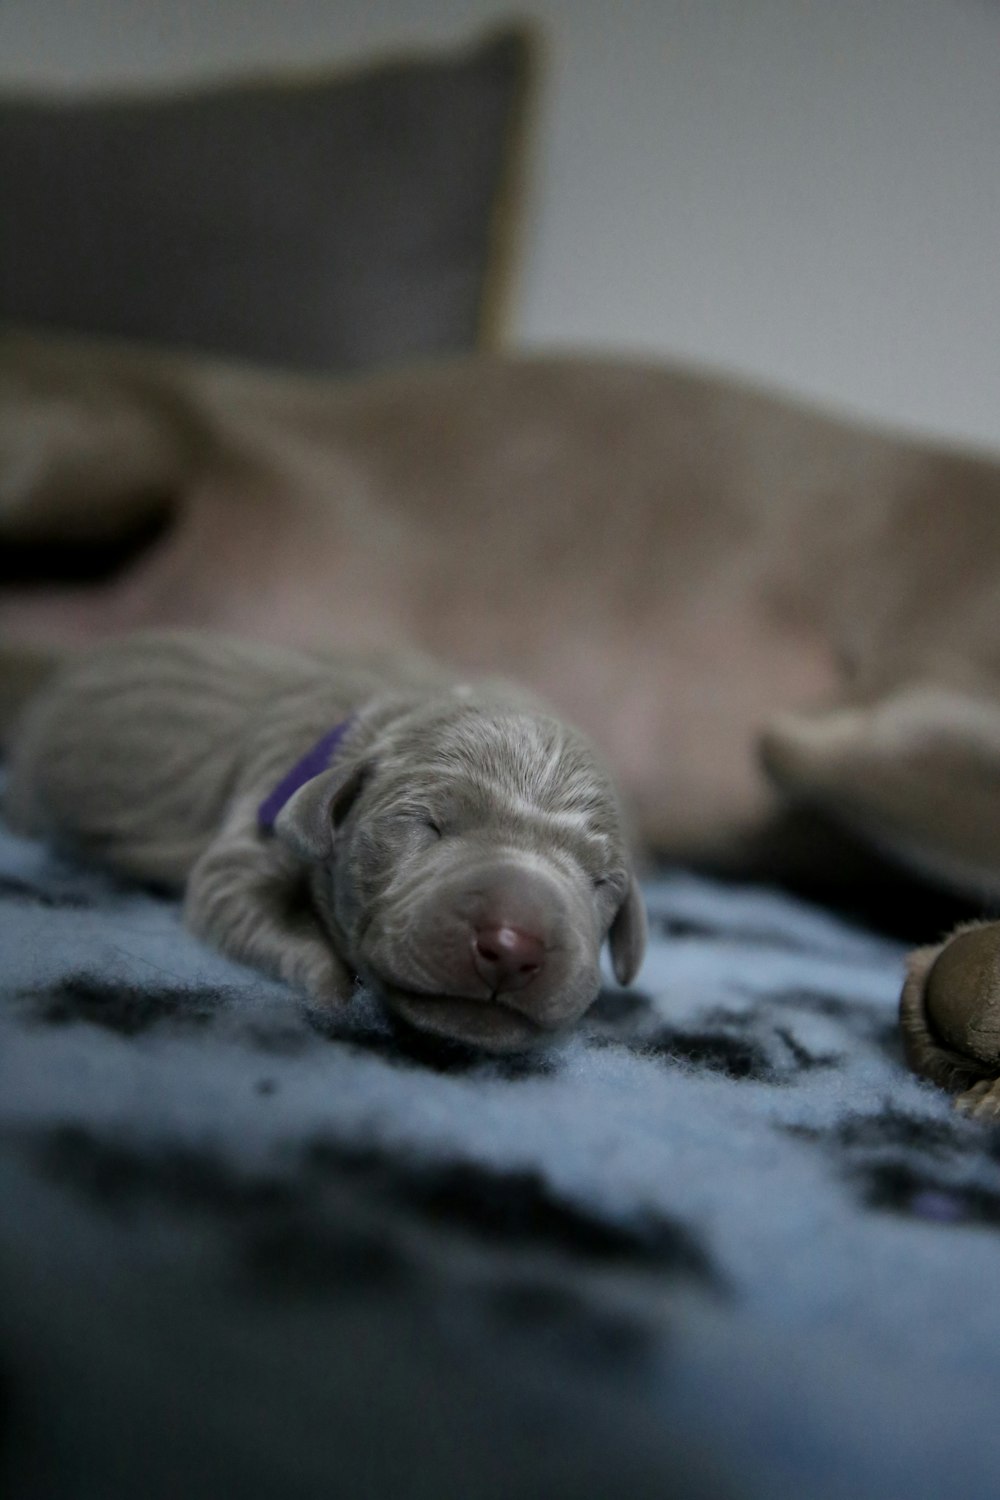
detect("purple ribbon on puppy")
(257, 718), (354, 834)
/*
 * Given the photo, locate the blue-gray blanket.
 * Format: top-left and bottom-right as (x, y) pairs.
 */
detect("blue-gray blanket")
(2, 807), (999, 1500)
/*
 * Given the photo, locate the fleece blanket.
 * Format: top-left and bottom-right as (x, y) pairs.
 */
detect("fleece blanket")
(2, 799), (1000, 1500)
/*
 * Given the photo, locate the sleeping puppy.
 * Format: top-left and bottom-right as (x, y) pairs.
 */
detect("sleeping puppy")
(0, 631), (646, 1051)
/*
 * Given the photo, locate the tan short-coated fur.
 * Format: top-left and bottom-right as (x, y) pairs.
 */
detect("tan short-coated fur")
(7, 327), (993, 862)
(5, 332), (1000, 1087)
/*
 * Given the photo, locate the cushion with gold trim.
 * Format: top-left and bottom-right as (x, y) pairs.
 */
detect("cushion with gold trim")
(0, 24), (535, 371)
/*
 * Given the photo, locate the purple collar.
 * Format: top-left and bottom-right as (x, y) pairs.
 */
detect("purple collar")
(257, 718), (355, 834)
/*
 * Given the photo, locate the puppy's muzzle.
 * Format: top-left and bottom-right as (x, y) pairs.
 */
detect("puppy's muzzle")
(471, 924), (546, 992)
(365, 856), (599, 1051)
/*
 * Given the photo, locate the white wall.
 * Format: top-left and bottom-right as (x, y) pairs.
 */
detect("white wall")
(2, 0), (999, 446)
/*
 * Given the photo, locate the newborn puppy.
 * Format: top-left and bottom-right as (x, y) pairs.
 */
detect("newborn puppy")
(0, 632), (646, 1050)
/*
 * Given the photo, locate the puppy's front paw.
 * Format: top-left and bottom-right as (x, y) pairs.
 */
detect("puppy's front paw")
(290, 948), (354, 1010)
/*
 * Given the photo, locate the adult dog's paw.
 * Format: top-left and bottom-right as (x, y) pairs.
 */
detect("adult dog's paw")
(923, 922), (1000, 1067)
(955, 1077), (1000, 1121)
(900, 921), (1000, 1109)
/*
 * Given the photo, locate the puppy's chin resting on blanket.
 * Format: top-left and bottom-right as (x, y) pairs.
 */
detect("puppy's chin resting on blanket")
(0, 632), (646, 1052)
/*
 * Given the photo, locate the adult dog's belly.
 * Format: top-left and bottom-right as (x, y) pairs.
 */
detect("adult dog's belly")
(423, 588), (844, 860)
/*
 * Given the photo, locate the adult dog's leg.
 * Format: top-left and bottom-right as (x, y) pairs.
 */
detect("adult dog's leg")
(759, 669), (1000, 1110)
(184, 800), (354, 1006)
(759, 671), (1000, 900)
(0, 348), (223, 643)
(0, 333), (196, 537)
(0, 332), (208, 640)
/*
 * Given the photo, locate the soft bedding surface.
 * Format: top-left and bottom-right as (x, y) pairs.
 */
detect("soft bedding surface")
(1, 804), (999, 1499)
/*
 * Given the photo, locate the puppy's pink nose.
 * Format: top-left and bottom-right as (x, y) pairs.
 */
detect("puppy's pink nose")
(472, 925), (546, 992)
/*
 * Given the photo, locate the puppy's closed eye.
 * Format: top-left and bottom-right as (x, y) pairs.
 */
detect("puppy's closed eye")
(391, 809), (444, 844)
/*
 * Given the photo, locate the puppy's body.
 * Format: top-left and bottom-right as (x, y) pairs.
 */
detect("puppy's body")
(3, 632), (429, 883)
(1, 632), (646, 1051)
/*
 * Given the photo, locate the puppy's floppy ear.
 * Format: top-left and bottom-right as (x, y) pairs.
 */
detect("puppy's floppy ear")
(273, 760), (369, 862)
(608, 873), (648, 985)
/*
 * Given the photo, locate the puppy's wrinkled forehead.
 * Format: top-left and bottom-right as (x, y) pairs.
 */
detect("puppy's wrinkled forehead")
(377, 699), (623, 834)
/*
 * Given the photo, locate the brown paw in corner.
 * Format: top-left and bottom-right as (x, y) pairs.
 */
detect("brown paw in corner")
(900, 922), (1000, 1113)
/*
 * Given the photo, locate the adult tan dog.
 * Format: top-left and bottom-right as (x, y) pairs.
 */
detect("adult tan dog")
(3, 331), (1000, 1099)
(0, 631), (646, 1052)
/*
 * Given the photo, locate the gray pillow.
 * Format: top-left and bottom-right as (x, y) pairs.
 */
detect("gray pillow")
(0, 25), (534, 372)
